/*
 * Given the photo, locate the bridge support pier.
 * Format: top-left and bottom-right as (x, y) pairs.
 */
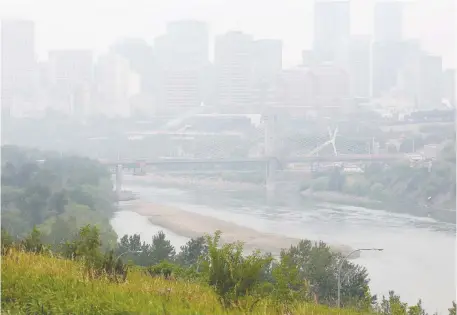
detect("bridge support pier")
(266, 159), (277, 191)
(263, 113), (277, 192)
(115, 164), (123, 200)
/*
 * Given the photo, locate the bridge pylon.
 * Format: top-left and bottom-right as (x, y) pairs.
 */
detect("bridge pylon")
(115, 164), (123, 200)
(262, 112), (278, 191)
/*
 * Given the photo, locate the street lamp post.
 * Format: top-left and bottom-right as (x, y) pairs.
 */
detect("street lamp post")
(115, 250), (143, 261)
(337, 248), (383, 308)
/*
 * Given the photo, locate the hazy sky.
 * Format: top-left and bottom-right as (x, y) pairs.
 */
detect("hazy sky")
(1, 0), (455, 68)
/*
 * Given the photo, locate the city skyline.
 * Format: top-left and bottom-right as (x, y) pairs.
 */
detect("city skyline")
(0, 0), (455, 68)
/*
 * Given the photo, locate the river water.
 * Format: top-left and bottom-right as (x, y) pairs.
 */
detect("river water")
(110, 180), (456, 314)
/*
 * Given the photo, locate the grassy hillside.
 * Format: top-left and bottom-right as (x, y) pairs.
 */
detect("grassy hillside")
(2, 250), (365, 315)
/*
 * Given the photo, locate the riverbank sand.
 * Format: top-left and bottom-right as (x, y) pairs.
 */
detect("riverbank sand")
(133, 203), (355, 257)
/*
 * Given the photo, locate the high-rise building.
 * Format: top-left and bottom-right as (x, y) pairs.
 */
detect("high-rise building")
(443, 69), (456, 108)
(47, 50), (93, 115)
(374, 1), (404, 43)
(418, 54), (443, 109)
(110, 38), (155, 95)
(397, 49), (443, 110)
(302, 50), (318, 67)
(94, 53), (140, 117)
(313, 0), (350, 63)
(278, 64), (350, 115)
(155, 20), (209, 115)
(277, 67), (316, 115)
(214, 31), (254, 112)
(310, 64), (351, 110)
(372, 40), (421, 98)
(344, 35), (372, 98)
(251, 39), (282, 109)
(1, 19), (36, 117)
(110, 38), (156, 117)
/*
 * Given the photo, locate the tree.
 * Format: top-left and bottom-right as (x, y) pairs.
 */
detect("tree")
(63, 225), (103, 265)
(117, 234), (151, 266)
(270, 253), (310, 307)
(43, 216), (78, 252)
(48, 190), (68, 215)
(449, 301), (456, 315)
(281, 240), (371, 308)
(149, 231), (176, 265)
(21, 226), (45, 254)
(1, 228), (14, 254)
(201, 231), (273, 307)
(176, 236), (208, 268)
(328, 167), (346, 192)
(376, 291), (408, 315)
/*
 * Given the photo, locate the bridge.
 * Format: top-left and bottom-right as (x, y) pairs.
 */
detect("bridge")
(106, 153), (407, 198)
(106, 113), (412, 198)
(102, 154), (405, 169)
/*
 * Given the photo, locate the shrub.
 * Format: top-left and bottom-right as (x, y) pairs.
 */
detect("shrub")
(201, 231), (273, 308)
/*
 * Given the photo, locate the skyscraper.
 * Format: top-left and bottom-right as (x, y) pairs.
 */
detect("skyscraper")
(94, 52), (140, 117)
(443, 69), (456, 108)
(344, 35), (372, 99)
(154, 20), (209, 115)
(251, 39), (283, 109)
(313, 0), (350, 63)
(47, 50), (93, 115)
(214, 31), (254, 112)
(374, 1), (404, 43)
(1, 19), (36, 116)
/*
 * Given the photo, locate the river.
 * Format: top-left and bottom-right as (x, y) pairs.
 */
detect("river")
(110, 180), (456, 314)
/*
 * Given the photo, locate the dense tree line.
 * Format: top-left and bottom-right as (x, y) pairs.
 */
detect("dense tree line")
(1, 145), (117, 247)
(2, 226), (455, 315)
(305, 140), (456, 214)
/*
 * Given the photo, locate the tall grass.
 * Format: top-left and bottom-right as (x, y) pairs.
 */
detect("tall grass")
(1, 250), (367, 315)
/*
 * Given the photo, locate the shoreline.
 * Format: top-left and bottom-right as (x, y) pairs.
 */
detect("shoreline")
(123, 174), (263, 192)
(300, 190), (456, 224)
(123, 174), (456, 224)
(131, 202), (357, 258)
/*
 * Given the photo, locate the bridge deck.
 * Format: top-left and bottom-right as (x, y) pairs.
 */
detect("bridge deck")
(102, 154), (406, 167)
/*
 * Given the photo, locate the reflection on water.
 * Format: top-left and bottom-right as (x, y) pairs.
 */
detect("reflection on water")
(112, 182), (455, 314)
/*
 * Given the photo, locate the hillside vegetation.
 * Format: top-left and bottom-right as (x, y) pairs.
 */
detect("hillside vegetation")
(1, 145), (117, 247)
(2, 249), (363, 315)
(1, 146), (456, 315)
(304, 140), (456, 217)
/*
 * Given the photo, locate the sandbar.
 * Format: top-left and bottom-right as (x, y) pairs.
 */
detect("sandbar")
(133, 202), (356, 257)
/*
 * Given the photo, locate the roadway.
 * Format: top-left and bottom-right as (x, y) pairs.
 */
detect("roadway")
(102, 153), (407, 170)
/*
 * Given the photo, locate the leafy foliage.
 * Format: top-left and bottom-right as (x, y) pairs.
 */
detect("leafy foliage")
(1, 145), (117, 247)
(201, 230), (273, 307)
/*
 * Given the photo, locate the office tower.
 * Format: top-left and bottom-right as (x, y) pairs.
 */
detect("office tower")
(313, 0), (350, 63)
(278, 64), (350, 114)
(278, 67), (316, 115)
(110, 38), (156, 117)
(372, 39), (421, 98)
(396, 48), (443, 110)
(154, 20), (209, 115)
(344, 35), (372, 99)
(94, 53), (140, 117)
(443, 69), (456, 108)
(110, 38), (155, 96)
(1, 19), (36, 117)
(214, 31), (254, 112)
(47, 50), (93, 116)
(302, 50), (318, 67)
(251, 39), (283, 109)
(418, 54), (443, 109)
(374, 1), (404, 43)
